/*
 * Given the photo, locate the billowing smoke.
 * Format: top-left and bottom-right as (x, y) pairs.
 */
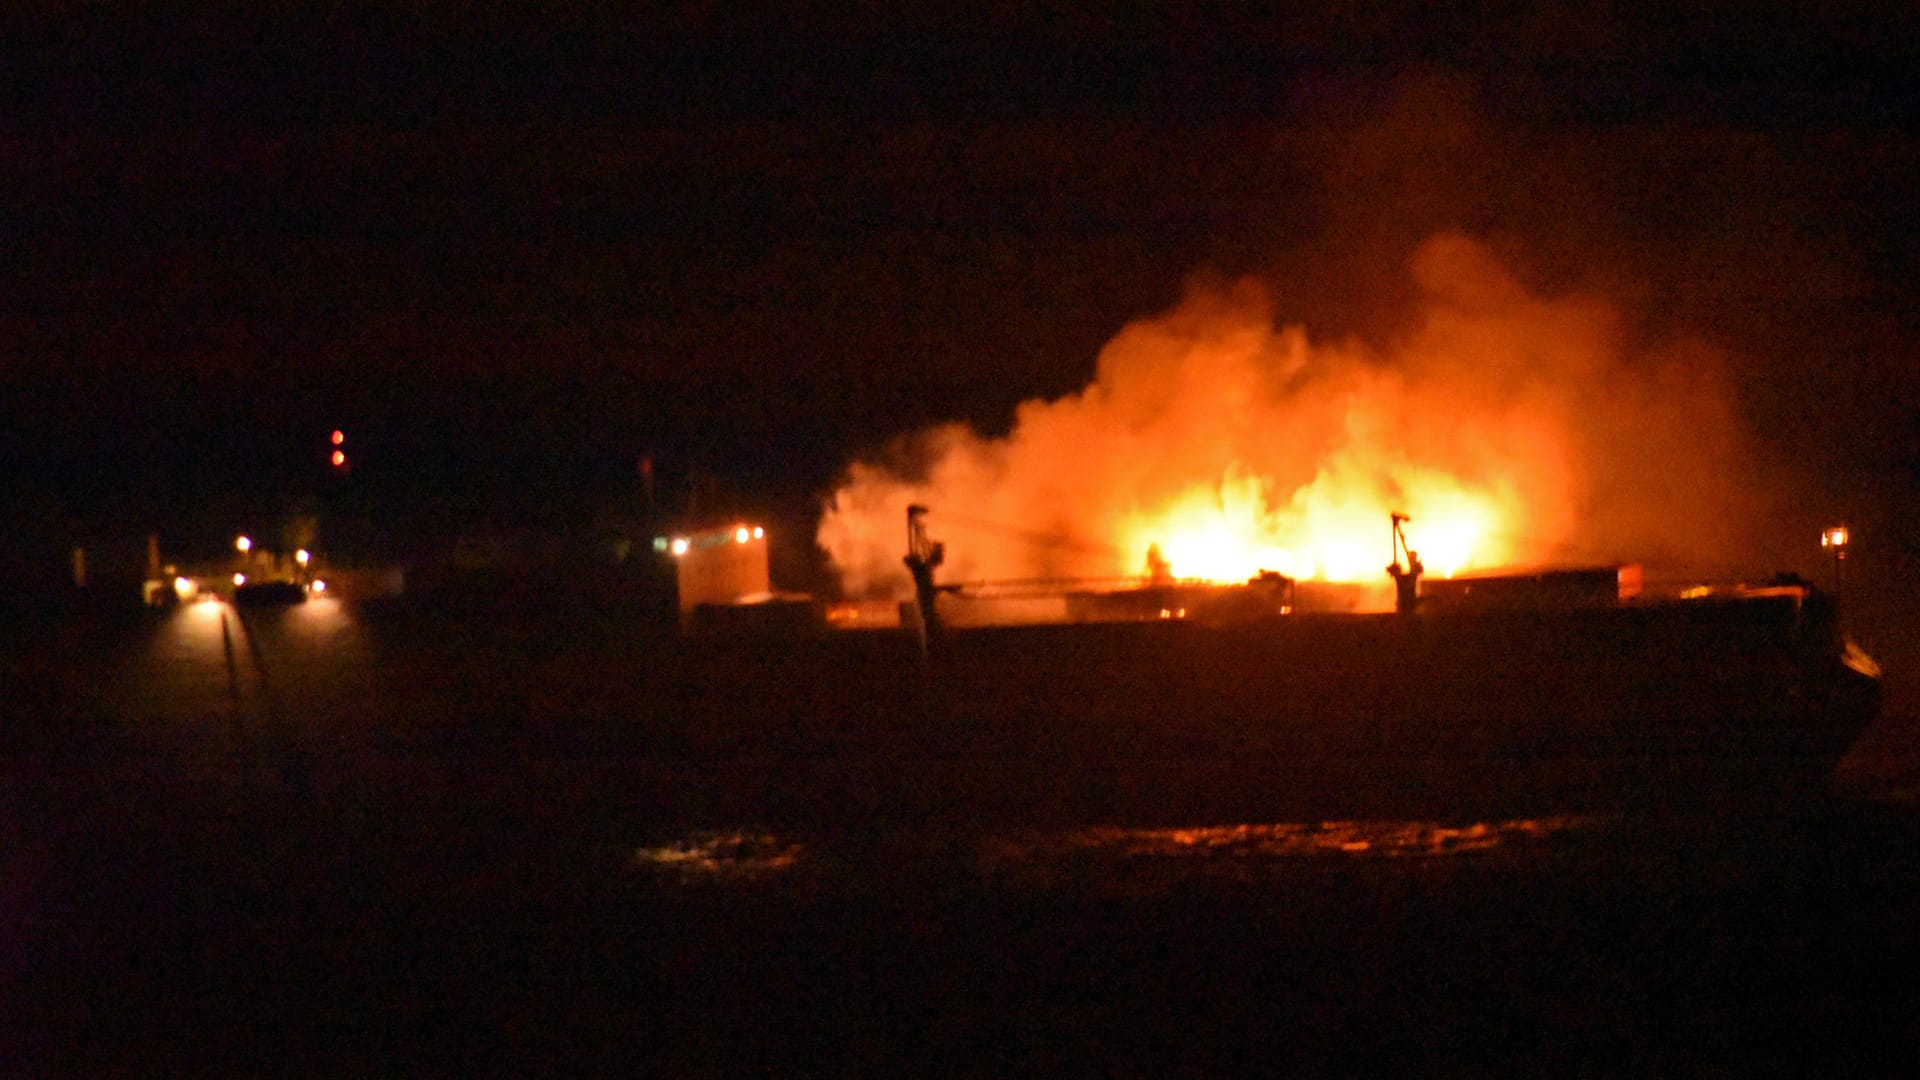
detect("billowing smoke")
(817, 231), (1764, 599)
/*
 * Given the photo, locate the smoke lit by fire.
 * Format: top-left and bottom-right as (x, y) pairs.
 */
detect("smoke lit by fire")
(819, 232), (1759, 599)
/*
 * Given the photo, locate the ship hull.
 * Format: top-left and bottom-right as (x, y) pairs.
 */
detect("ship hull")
(651, 592), (1879, 827)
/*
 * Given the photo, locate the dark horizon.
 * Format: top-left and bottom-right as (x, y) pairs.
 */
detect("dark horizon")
(6, 6), (1917, 588)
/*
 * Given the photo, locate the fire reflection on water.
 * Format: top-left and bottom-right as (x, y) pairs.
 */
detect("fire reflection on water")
(1032, 817), (1594, 861)
(632, 818), (1599, 890)
(976, 817), (1602, 894)
(634, 831), (807, 883)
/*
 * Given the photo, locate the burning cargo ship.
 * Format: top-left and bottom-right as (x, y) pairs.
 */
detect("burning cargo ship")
(722, 238), (1878, 822)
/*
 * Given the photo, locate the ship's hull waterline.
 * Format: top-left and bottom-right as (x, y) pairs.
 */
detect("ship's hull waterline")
(639, 591), (1879, 827)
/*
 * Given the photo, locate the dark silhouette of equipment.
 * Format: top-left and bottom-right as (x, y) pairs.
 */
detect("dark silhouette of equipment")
(904, 504), (945, 651)
(1144, 543), (1174, 584)
(1387, 512), (1424, 615)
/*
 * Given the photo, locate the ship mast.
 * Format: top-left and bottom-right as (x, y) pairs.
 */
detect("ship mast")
(1388, 512), (1424, 615)
(904, 504), (945, 653)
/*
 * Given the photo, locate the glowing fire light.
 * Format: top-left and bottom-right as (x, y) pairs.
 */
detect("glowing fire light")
(1116, 470), (1507, 585)
(817, 232), (1763, 604)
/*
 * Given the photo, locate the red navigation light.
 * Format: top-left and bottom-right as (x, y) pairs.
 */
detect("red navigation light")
(331, 450), (347, 468)
(330, 429), (345, 446)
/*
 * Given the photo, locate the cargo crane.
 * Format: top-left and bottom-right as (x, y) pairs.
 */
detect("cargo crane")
(904, 504), (945, 651)
(1388, 512), (1424, 615)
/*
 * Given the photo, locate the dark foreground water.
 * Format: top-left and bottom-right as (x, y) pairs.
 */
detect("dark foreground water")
(5, 598), (1918, 1074)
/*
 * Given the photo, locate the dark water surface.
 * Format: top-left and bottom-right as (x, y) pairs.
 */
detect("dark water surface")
(5, 599), (1917, 1074)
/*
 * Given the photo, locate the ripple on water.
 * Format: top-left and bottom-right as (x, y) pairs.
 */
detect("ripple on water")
(629, 817), (1603, 896)
(634, 830), (807, 883)
(1068, 818), (1595, 859)
(974, 817), (1604, 893)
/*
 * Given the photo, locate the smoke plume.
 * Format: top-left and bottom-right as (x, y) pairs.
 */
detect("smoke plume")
(817, 230), (1765, 600)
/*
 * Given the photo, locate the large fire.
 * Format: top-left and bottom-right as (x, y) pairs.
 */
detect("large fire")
(1118, 460), (1511, 584)
(818, 233), (1757, 601)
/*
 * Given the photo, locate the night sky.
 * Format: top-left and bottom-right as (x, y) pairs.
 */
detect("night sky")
(4, 5), (1917, 580)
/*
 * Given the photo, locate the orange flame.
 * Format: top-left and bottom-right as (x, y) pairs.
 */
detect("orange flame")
(818, 233), (1758, 603)
(1117, 463), (1516, 584)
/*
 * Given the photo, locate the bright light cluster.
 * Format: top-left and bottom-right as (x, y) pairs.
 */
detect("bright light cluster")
(668, 524), (766, 558)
